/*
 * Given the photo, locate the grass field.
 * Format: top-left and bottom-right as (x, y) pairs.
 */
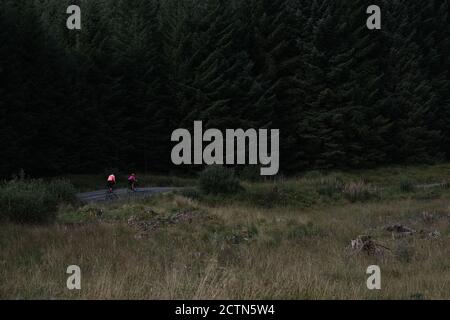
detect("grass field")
(1, 164), (449, 299)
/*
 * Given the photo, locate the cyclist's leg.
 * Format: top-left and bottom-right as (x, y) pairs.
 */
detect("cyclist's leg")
(113, 184), (119, 198)
(106, 182), (117, 199)
(105, 183), (111, 199)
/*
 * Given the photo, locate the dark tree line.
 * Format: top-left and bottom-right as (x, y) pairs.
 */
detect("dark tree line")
(0, 0), (449, 177)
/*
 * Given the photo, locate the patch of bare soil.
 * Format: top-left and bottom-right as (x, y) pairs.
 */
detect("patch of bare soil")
(127, 210), (206, 239)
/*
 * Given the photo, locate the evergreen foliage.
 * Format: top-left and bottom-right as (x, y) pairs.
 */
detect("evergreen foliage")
(1, 0), (448, 176)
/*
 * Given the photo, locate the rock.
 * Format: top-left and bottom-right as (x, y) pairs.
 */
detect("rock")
(127, 215), (137, 226)
(386, 224), (415, 233)
(127, 210), (201, 239)
(386, 224), (415, 239)
(428, 230), (441, 239)
(347, 235), (390, 258)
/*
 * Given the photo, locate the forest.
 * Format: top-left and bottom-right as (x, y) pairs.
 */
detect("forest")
(0, 0), (449, 177)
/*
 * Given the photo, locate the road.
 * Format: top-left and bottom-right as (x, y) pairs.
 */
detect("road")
(77, 187), (182, 203)
(76, 181), (447, 203)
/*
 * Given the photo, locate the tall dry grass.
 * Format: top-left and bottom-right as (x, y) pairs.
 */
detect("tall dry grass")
(1, 192), (449, 299)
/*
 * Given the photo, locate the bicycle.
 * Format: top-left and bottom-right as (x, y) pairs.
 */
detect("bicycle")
(128, 181), (137, 192)
(105, 185), (119, 200)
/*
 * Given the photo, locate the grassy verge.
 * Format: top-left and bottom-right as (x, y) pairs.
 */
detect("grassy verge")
(0, 164), (449, 299)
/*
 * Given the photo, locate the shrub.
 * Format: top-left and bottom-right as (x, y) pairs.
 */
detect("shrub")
(198, 166), (242, 195)
(342, 180), (378, 202)
(399, 177), (415, 193)
(47, 179), (77, 203)
(0, 179), (77, 224)
(0, 180), (58, 223)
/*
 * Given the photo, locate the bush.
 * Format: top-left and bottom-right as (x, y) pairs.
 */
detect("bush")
(0, 179), (77, 224)
(0, 180), (57, 223)
(47, 179), (77, 203)
(198, 166), (242, 195)
(399, 177), (416, 193)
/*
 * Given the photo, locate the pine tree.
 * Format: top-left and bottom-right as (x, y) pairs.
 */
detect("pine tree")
(1, 0), (449, 176)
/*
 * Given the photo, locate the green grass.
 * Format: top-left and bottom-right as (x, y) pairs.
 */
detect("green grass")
(1, 164), (449, 299)
(185, 164), (450, 209)
(339, 163), (450, 186)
